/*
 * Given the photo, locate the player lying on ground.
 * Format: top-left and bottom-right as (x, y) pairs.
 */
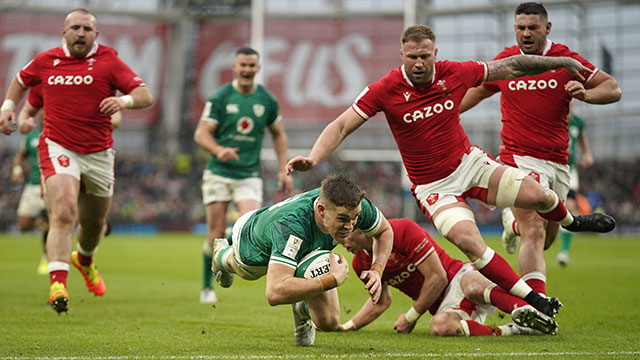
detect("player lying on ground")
(210, 174), (393, 346)
(336, 218), (557, 336)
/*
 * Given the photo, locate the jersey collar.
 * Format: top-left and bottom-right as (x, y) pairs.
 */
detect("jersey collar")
(401, 64), (436, 88)
(232, 79), (257, 95)
(62, 42), (99, 58)
(519, 38), (552, 56)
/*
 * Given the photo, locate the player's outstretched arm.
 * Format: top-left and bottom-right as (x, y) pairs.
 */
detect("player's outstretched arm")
(460, 86), (495, 114)
(268, 121), (293, 195)
(265, 254), (348, 306)
(337, 284), (392, 332)
(362, 217), (393, 304)
(0, 78), (29, 135)
(286, 107), (365, 175)
(487, 55), (591, 83)
(393, 253), (448, 334)
(566, 69), (621, 104)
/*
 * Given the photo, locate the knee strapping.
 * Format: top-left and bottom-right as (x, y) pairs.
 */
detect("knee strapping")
(433, 207), (475, 237)
(483, 283), (497, 305)
(496, 167), (527, 207)
(472, 247), (495, 270)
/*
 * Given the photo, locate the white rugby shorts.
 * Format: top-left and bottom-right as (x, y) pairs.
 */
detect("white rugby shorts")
(17, 184), (45, 217)
(510, 154), (570, 202)
(436, 263), (496, 324)
(413, 147), (501, 219)
(201, 170), (263, 205)
(39, 137), (115, 197)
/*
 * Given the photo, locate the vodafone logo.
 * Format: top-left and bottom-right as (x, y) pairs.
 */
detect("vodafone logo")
(403, 99), (455, 124)
(508, 79), (558, 91)
(426, 193), (439, 206)
(47, 75), (94, 86)
(57, 154), (70, 167)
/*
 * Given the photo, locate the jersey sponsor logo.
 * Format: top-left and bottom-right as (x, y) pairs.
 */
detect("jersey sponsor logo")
(385, 262), (418, 287)
(53, 59), (61, 67)
(253, 104), (265, 117)
(507, 79), (558, 91)
(402, 99), (455, 123)
(528, 171), (540, 183)
(283, 235), (303, 259)
(47, 75), (94, 86)
(226, 104), (239, 114)
(57, 154), (70, 168)
(426, 193), (439, 206)
(236, 116), (255, 135)
(403, 92), (411, 102)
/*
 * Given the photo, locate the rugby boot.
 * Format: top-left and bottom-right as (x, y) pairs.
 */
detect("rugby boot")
(511, 305), (558, 335)
(562, 213), (615, 233)
(70, 251), (106, 296)
(501, 208), (520, 254)
(49, 281), (69, 314)
(292, 304), (315, 346)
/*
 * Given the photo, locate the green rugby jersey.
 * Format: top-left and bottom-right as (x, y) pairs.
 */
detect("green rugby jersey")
(567, 114), (585, 169)
(201, 82), (280, 179)
(22, 126), (42, 185)
(237, 188), (382, 269)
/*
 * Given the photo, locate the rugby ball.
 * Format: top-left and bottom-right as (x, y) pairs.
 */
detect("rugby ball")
(294, 249), (340, 279)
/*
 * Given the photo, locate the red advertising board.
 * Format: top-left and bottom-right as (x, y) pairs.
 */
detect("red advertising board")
(0, 12), (170, 124)
(193, 17), (404, 123)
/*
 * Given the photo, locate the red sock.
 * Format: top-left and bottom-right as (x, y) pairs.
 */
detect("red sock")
(78, 252), (92, 266)
(489, 286), (528, 313)
(478, 253), (521, 292)
(537, 199), (571, 225)
(50, 270), (68, 286)
(465, 320), (501, 336)
(525, 279), (546, 295)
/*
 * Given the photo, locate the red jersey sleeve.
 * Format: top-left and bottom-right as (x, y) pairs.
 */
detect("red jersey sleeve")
(107, 53), (147, 94)
(17, 55), (45, 89)
(27, 85), (43, 109)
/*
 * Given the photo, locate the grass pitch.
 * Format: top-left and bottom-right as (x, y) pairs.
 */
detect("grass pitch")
(1, 231), (639, 359)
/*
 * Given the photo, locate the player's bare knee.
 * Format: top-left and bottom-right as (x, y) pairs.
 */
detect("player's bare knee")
(314, 316), (340, 332)
(430, 315), (459, 337)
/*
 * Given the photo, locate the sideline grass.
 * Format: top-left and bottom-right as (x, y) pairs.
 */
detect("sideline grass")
(1, 232), (639, 359)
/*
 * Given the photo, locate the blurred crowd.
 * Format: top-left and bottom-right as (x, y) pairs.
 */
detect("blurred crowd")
(1, 152), (639, 232)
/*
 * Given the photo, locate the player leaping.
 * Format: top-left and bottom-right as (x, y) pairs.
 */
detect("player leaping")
(287, 24), (615, 318)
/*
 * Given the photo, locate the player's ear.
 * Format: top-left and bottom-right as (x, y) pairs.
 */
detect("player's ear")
(546, 21), (552, 36)
(434, 47), (438, 58)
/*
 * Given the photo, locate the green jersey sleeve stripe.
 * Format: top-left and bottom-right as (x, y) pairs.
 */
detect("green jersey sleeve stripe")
(269, 257), (297, 269)
(361, 208), (382, 236)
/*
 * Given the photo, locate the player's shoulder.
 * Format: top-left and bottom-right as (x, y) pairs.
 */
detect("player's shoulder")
(375, 66), (403, 88)
(95, 44), (119, 57)
(255, 84), (278, 103)
(209, 83), (235, 101)
(548, 42), (574, 55)
(494, 45), (520, 59)
(33, 47), (64, 62)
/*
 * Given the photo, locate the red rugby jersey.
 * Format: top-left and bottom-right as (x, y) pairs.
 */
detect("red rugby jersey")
(17, 43), (146, 154)
(352, 61), (488, 184)
(483, 40), (597, 165)
(353, 218), (463, 315)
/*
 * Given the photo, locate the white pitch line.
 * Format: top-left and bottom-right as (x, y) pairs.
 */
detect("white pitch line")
(2, 352), (640, 360)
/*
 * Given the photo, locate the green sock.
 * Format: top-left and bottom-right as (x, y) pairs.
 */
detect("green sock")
(560, 231), (573, 253)
(203, 253), (213, 290)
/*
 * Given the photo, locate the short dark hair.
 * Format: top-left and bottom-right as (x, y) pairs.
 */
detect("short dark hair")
(320, 174), (366, 209)
(236, 47), (259, 58)
(401, 25), (436, 45)
(66, 8), (97, 20)
(516, 2), (548, 20)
